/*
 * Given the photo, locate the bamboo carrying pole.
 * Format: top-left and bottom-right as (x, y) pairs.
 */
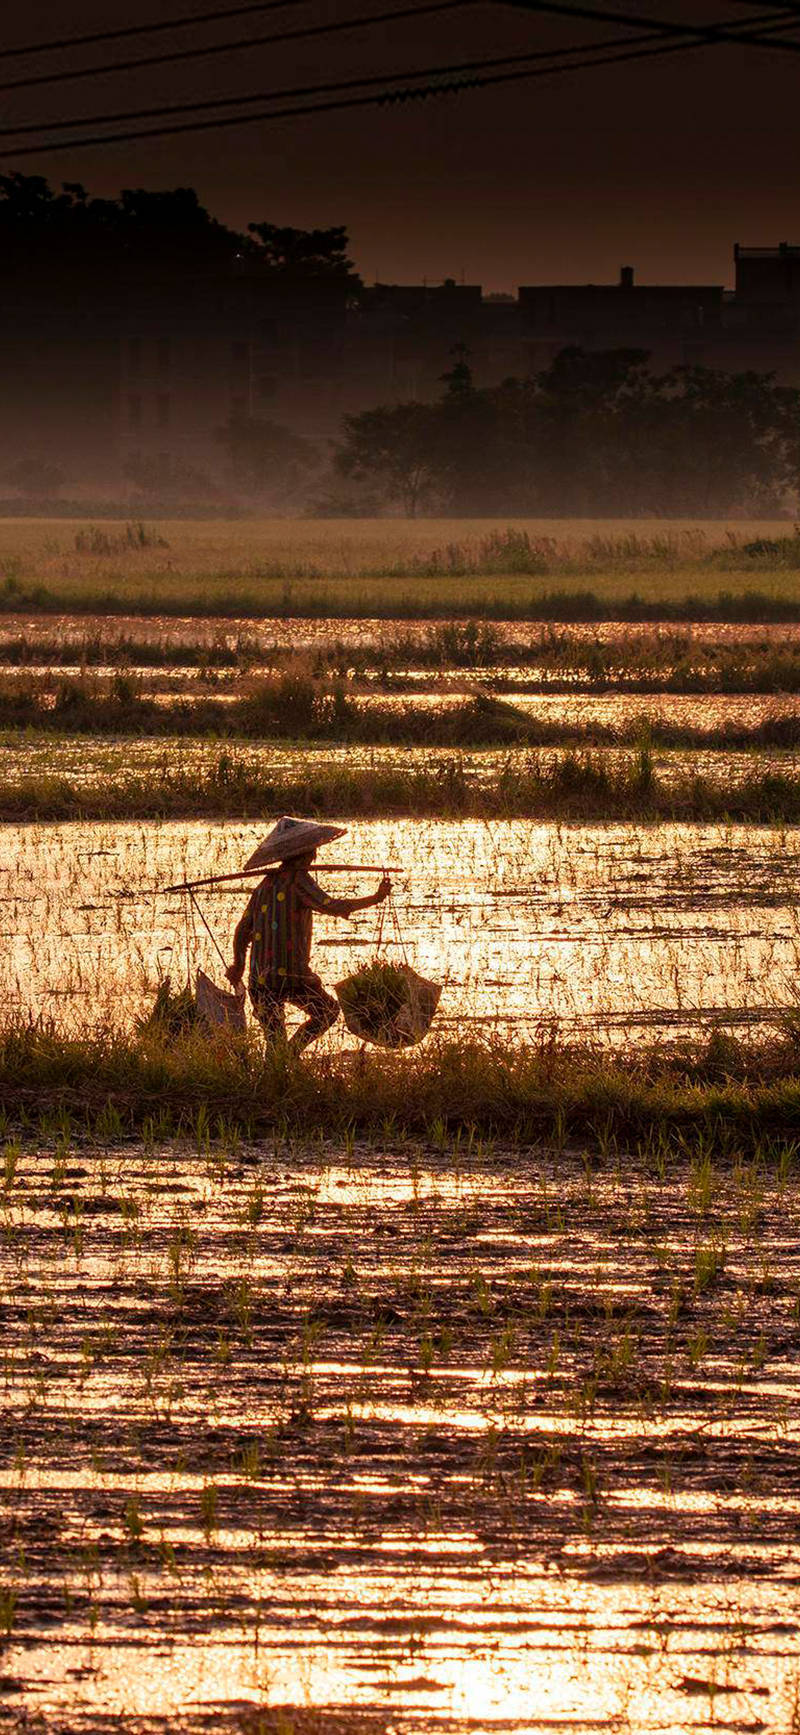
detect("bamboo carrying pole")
(143, 863), (399, 897)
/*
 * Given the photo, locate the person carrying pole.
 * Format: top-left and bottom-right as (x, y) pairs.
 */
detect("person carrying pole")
(226, 815), (390, 1052)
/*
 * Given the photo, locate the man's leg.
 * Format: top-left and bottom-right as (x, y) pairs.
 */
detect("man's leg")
(250, 990), (287, 1045)
(287, 974), (340, 1053)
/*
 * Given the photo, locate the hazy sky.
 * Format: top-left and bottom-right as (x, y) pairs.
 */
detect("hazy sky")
(3, 1), (799, 291)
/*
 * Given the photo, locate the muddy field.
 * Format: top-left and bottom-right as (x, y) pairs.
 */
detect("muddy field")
(2, 1136), (800, 1734)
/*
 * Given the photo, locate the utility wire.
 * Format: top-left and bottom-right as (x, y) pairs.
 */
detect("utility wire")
(4, 0), (799, 98)
(494, 0), (800, 51)
(4, 20), (770, 138)
(0, 0), (794, 63)
(1, 1), (791, 131)
(0, 1), (796, 141)
(0, 0), (328, 62)
(0, 0), (477, 96)
(726, 0), (800, 11)
(4, 23), (796, 157)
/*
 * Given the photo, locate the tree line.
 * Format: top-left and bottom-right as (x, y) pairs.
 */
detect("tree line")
(3, 174), (798, 515)
(335, 348), (800, 517)
(0, 172), (359, 293)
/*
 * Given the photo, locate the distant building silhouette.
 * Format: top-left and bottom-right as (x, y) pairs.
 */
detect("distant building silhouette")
(725, 243), (800, 371)
(3, 240), (800, 500)
(517, 265), (724, 373)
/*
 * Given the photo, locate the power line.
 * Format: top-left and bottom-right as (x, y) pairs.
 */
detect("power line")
(1, 1), (796, 143)
(494, 0), (800, 52)
(0, 22), (740, 139)
(2, 0), (797, 101)
(726, 0), (800, 11)
(3, 24), (793, 157)
(1, 0), (793, 64)
(0, 0), (319, 62)
(0, 0), (476, 96)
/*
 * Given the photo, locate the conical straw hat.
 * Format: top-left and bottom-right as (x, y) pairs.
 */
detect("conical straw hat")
(244, 815), (347, 870)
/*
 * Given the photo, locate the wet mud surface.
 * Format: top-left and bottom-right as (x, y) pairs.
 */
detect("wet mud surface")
(2, 1139), (799, 1732)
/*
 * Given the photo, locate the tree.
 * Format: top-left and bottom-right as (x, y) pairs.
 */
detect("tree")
(535, 345), (651, 408)
(246, 222), (360, 286)
(216, 414), (319, 499)
(5, 457), (65, 497)
(653, 365), (800, 512)
(335, 402), (442, 516)
(334, 348), (800, 515)
(0, 174), (240, 279)
(0, 175), (360, 290)
(436, 345), (529, 512)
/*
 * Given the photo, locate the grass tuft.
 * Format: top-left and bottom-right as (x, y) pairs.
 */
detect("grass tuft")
(2, 1019), (800, 1148)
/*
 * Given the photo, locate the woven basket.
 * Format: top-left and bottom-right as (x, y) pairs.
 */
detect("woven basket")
(336, 961), (441, 1049)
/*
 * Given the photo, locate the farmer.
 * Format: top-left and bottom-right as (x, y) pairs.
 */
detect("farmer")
(226, 815), (391, 1051)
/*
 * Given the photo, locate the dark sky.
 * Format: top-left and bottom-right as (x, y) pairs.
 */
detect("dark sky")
(3, 1), (799, 290)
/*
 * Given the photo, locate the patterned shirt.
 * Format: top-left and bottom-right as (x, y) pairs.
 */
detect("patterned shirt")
(238, 866), (351, 993)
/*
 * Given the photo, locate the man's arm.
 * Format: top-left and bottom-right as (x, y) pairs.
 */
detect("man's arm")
(298, 872), (392, 919)
(226, 889), (258, 985)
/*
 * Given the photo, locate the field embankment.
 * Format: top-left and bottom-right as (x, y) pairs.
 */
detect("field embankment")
(10, 620), (800, 685)
(6, 675), (800, 753)
(4, 1022), (800, 1146)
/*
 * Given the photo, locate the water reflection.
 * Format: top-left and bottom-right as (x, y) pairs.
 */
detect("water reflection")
(5, 610), (800, 654)
(4, 1146), (800, 1731)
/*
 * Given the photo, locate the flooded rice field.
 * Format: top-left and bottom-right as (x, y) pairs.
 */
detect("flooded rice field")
(351, 692), (800, 737)
(4, 817), (800, 1038)
(4, 588), (800, 1733)
(5, 612), (800, 656)
(3, 1138), (800, 1733)
(2, 733), (799, 794)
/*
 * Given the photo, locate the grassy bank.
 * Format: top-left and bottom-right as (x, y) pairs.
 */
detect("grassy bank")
(4, 515), (800, 617)
(3, 1021), (800, 1149)
(5, 576), (800, 622)
(4, 678), (800, 749)
(6, 745), (800, 821)
(0, 676), (546, 745)
(7, 687), (800, 749)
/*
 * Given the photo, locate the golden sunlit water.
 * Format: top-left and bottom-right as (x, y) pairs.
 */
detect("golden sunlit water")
(2, 816), (800, 1040)
(3, 610), (800, 652)
(3, 1143), (799, 1732)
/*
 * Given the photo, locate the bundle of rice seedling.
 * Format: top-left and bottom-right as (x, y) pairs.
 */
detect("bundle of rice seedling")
(138, 975), (199, 1038)
(336, 959), (441, 1048)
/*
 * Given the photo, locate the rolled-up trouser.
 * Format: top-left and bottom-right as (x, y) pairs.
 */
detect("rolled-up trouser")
(250, 972), (340, 1052)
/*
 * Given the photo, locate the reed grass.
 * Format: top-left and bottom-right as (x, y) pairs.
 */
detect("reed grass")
(357, 623), (800, 687)
(4, 668), (800, 747)
(3, 515), (800, 617)
(0, 629), (261, 668)
(0, 674), (547, 743)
